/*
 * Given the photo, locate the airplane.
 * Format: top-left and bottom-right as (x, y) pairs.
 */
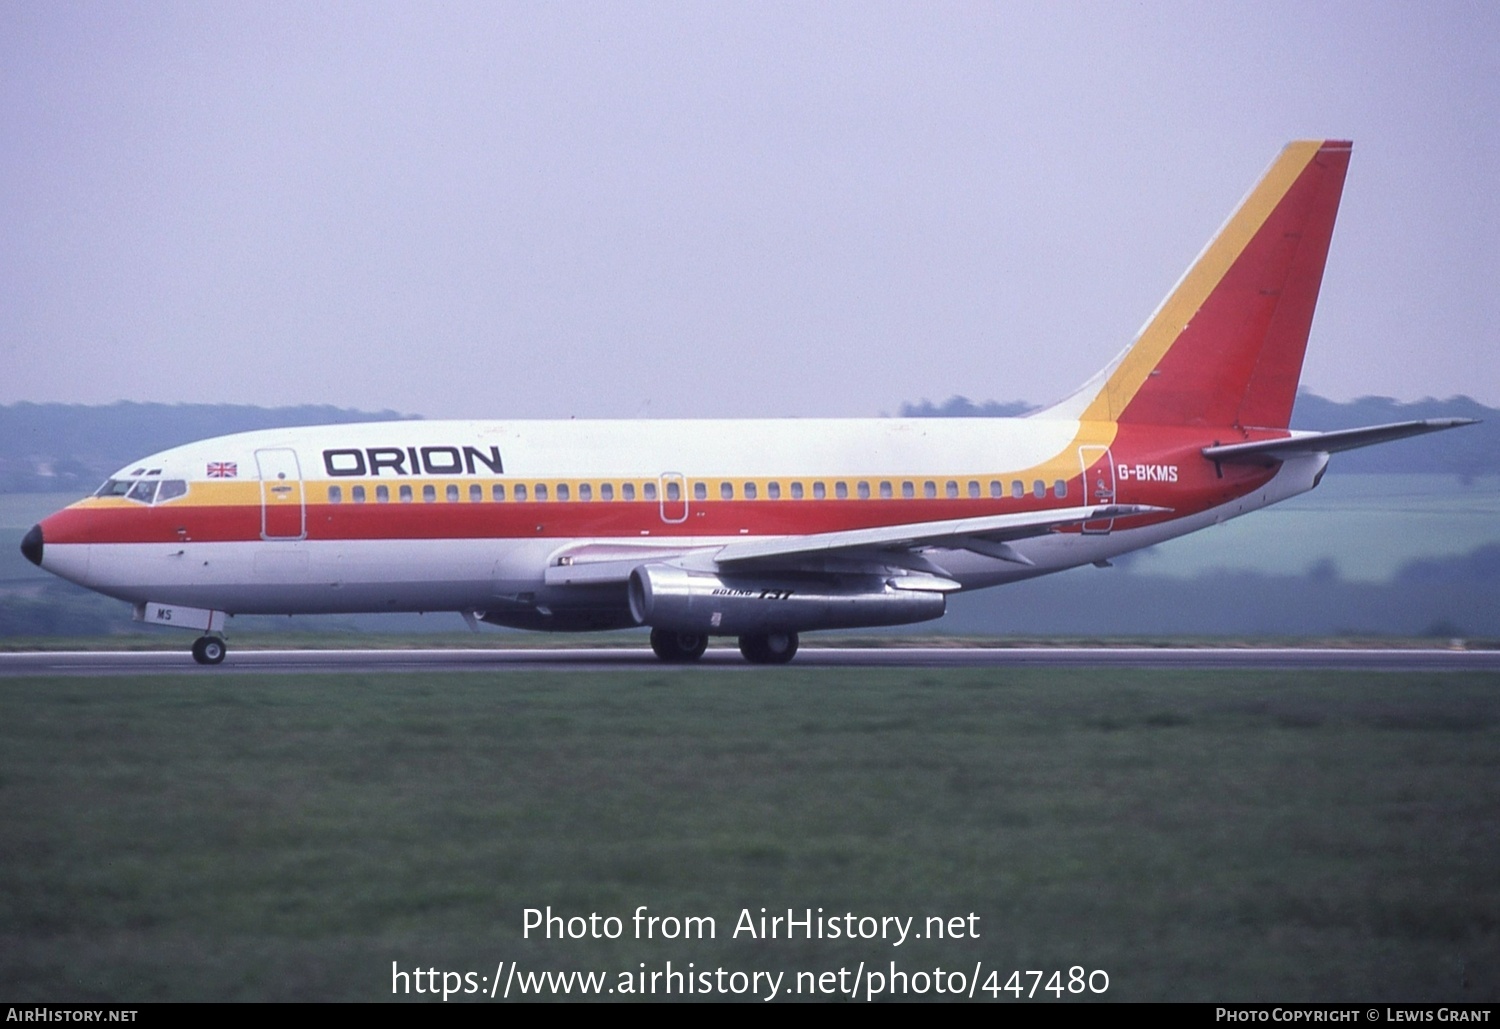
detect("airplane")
(19, 139), (1477, 665)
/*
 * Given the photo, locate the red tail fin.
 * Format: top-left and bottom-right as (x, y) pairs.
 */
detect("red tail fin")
(1047, 140), (1352, 430)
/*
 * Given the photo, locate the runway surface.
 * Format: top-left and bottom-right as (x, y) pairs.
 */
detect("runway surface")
(2, 646), (1497, 676)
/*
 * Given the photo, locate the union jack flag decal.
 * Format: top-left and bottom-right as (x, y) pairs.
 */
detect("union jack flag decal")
(206, 462), (238, 478)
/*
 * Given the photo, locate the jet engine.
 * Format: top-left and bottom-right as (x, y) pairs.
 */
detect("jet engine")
(627, 563), (946, 635)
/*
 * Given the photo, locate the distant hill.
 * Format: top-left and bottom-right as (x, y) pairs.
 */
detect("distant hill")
(0, 402), (417, 493)
(899, 391), (1496, 477)
(896, 397), (1039, 418)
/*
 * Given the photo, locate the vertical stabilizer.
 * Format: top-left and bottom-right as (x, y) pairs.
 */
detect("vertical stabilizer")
(1042, 140), (1352, 429)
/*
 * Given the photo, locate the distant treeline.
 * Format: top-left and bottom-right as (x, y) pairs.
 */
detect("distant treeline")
(900, 391), (1496, 478)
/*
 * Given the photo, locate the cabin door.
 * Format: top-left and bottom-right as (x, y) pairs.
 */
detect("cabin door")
(256, 448), (306, 540)
(1078, 445), (1116, 535)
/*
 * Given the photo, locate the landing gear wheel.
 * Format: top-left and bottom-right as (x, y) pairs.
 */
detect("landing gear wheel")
(649, 628), (708, 662)
(192, 636), (227, 666)
(739, 631), (799, 665)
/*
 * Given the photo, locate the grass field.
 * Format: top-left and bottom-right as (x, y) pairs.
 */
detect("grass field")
(1122, 475), (1500, 582)
(2, 667), (1496, 1002)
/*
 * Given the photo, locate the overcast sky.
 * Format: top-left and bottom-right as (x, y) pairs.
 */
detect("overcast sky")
(3, 1), (1496, 418)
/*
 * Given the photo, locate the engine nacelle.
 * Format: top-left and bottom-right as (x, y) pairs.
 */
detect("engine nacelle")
(627, 563), (946, 635)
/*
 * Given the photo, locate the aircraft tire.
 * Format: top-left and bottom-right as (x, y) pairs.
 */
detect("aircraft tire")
(649, 629), (708, 662)
(738, 631), (799, 664)
(192, 636), (227, 666)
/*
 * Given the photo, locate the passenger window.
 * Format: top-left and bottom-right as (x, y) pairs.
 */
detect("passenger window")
(376, 485), (390, 503)
(924, 481), (937, 499)
(624, 483), (638, 501)
(1011, 481), (1024, 499)
(695, 482), (708, 501)
(815, 482), (829, 500)
(601, 483), (614, 501)
(514, 484), (527, 501)
(422, 484), (436, 503)
(1054, 480), (1067, 498)
(767, 482), (781, 499)
(856, 482), (870, 500)
(946, 481), (959, 499)
(665, 481), (679, 502)
(579, 483), (592, 501)
(492, 483), (506, 502)
(353, 485), (366, 503)
(968, 481), (980, 499)
(400, 485), (414, 503)
(879, 481), (892, 499)
(790, 482), (804, 499)
(989, 480), (1001, 498)
(556, 484), (570, 501)
(744, 482), (757, 500)
(720, 482), (733, 500)
(469, 484), (481, 502)
(643, 482), (656, 501)
(329, 486), (343, 504)
(448, 484), (460, 502)
(901, 481), (914, 499)
(535, 484), (549, 501)
(1033, 480), (1046, 498)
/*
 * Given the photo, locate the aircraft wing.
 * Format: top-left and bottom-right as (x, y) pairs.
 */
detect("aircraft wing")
(543, 504), (1166, 586)
(1202, 418), (1477, 464)
(713, 503), (1166, 568)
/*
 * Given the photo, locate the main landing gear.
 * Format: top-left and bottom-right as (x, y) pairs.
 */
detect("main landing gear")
(191, 635), (227, 666)
(649, 628), (709, 662)
(739, 632), (799, 665)
(648, 628), (800, 664)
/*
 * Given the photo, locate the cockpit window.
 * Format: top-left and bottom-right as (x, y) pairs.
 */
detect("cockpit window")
(96, 478), (188, 505)
(155, 480), (188, 503)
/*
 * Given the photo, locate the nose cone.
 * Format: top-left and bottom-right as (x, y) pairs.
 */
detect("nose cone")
(21, 524), (43, 567)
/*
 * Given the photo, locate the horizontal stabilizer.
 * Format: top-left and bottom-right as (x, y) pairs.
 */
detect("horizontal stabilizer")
(1202, 418), (1478, 464)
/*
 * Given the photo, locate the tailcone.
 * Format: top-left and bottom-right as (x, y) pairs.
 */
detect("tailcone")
(20, 524), (43, 567)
